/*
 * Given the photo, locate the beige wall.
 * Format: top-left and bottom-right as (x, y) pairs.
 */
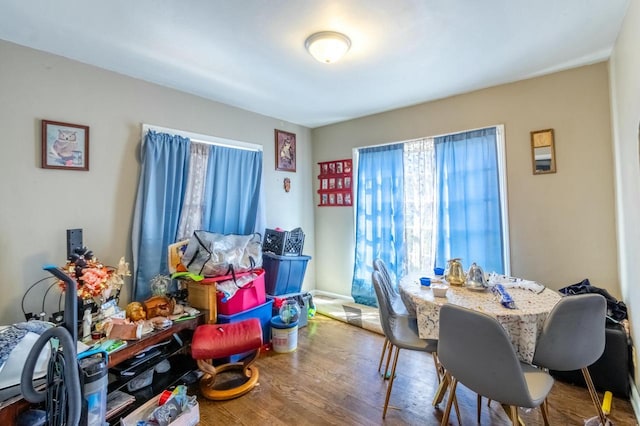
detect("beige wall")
(609, 0), (640, 402)
(0, 40), (316, 325)
(313, 63), (619, 299)
(0, 33), (628, 368)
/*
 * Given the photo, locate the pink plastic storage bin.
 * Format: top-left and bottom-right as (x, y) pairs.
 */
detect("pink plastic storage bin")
(215, 269), (266, 316)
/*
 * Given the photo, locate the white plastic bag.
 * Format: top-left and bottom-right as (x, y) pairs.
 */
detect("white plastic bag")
(181, 231), (262, 277)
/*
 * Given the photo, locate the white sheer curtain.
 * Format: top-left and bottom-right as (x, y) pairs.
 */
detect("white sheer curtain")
(403, 137), (436, 274)
(176, 142), (210, 240)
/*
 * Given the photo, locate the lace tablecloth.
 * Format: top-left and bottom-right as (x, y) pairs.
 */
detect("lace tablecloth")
(399, 273), (562, 363)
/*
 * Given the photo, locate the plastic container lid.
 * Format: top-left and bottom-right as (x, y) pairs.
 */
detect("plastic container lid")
(263, 252), (312, 260)
(79, 356), (107, 381)
(270, 316), (298, 329)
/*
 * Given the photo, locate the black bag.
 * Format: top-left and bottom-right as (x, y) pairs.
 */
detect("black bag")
(181, 231), (262, 277)
(559, 279), (627, 323)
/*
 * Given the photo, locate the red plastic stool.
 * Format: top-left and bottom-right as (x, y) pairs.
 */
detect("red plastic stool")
(191, 318), (263, 400)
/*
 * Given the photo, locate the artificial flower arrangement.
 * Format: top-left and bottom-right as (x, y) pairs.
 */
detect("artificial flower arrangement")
(59, 247), (130, 302)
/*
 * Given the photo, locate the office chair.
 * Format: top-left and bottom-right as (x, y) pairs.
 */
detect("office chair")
(438, 304), (553, 425)
(532, 293), (608, 425)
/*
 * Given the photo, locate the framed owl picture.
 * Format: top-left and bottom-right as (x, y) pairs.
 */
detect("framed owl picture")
(275, 129), (296, 172)
(41, 120), (90, 171)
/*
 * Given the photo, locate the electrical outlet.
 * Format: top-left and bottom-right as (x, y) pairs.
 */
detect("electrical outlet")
(66, 228), (83, 258)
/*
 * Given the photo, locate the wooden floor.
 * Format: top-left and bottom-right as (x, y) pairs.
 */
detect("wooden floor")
(197, 315), (638, 425)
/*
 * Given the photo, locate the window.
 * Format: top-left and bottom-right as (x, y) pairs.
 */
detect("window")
(132, 124), (264, 300)
(351, 125), (509, 307)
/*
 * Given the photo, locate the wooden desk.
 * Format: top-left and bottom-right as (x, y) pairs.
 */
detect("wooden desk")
(0, 314), (204, 423)
(107, 314), (203, 367)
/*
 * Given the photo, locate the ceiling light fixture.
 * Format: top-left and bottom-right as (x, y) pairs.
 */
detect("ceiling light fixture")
(305, 31), (351, 64)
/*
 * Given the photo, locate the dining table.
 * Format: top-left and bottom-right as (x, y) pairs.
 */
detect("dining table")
(400, 272), (563, 412)
(399, 273), (562, 364)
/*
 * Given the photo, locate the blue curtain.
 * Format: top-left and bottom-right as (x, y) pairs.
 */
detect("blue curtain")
(434, 128), (504, 273)
(201, 146), (263, 235)
(352, 144), (405, 307)
(132, 131), (190, 300)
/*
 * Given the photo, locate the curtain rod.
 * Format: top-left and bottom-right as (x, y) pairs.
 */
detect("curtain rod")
(353, 123), (504, 151)
(142, 123), (263, 152)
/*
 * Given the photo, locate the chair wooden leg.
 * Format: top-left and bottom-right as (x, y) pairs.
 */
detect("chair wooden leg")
(582, 367), (607, 425)
(383, 342), (394, 379)
(453, 393), (462, 426)
(442, 387), (462, 426)
(509, 405), (518, 426)
(433, 371), (451, 406)
(378, 338), (389, 374)
(500, 404), (525, 426)
(432, 352), (443, 383)
(440, 377), (458, 426)
(382, 346), (401, 418)
(540, 399), (550, 426)
(476, 394), (494, 424)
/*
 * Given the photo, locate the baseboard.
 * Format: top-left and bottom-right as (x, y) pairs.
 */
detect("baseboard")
(310, 289), (354, 302)
(629, 377), (640, 423)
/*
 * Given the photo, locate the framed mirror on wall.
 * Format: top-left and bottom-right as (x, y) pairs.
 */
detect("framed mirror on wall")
(531, 128), (556, 174)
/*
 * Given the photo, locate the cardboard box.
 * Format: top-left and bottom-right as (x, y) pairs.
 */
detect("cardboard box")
(167, 240), (189, 274)
(121, 393), (199, 426)
(187, 281), (217, 323)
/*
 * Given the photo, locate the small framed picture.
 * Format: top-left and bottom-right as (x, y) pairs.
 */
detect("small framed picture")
(41, 120), (89, 171)
(321, 179), (328, 190)
(321, 194), (328, 205)
(329, 178), (336, 189)
(344, 160), (352, 174)
(530, 128), (556, 175)
(344, 177), (351, 189)
(336, 162), (343, 173)
(337, 193), (344, 205)
(344, 193), (352, 205)
(329, 162), (335, 174)
(337, 178), (343, 189)
(322, 163), (328, 174)
(275, 129), (296, 172)
(329, 194), (335, 205)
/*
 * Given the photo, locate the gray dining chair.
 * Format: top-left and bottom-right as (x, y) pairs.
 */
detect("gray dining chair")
(373, 258), (413, 316)
(371, 270), (445, 419)
(532, 293), (608, 425)
(438, 304), (554, 425)
(373, 258), (413, 376)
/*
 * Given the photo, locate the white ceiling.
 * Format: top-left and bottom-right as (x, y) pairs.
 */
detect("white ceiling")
(0, 0), (630, 128)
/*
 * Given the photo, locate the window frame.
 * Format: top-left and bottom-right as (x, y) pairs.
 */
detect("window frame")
(352, 124), (510, 275)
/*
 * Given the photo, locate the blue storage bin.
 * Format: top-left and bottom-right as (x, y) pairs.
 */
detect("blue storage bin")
(263, 252), (311, 295)
(216, 299), (273, 362)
